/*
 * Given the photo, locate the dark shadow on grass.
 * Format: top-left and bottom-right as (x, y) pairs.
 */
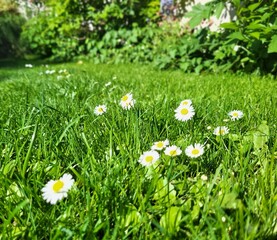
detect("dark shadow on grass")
(261, 234), (277, 240)
(0, 58), (32, 82)
(0, 58), (46, 69)
(0, 58), (66, 82)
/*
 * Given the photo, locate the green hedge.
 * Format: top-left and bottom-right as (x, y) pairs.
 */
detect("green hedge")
(0, 11), (25, 58)
(20, 0), (277, 74)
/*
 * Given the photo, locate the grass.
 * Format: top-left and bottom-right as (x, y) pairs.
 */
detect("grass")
(0, 60), (276, 239)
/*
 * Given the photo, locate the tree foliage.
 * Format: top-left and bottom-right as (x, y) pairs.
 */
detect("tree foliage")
(0, 0), (25, 58)
(18, 0), (277, 74)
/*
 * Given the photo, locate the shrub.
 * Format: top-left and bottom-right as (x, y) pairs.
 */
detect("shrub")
(19, 0), (277, 75)
(20, 0), (160, 61)
(185, 0), (277, 74)
(0, 0), (25, 58)
(221, 0), (277, 74)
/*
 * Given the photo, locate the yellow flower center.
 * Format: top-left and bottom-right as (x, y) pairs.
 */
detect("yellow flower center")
(169, 150), (177, 156)
(156, 142), (164, 148)
(181, 108), (189, 115)
(98, 108), (103, 112)
(121, 95), (129, 101)
(192, 149), (200, 155)
(53, 180), (64, 193)
(145, 156), (154, 163)
(232, 112), (238, 117)
(219, 129), (225, 135)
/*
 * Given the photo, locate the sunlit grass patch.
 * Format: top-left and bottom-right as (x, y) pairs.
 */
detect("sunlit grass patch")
(0, 62), (276, 239)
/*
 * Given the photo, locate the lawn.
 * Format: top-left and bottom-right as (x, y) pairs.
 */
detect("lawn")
(0, 61), (276, 239)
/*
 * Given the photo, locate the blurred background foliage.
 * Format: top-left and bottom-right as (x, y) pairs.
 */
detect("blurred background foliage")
(0, 0), (25, 58)
(0, 0), (277, 74)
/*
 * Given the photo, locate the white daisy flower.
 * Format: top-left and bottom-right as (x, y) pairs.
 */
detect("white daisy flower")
(151, 139), (169, 151)
(233, 45), (240, 52)
(42, 173), (75, 205)
(25, 64), (33, 68)
(94, 105), (107, 115)
(228, 110), (244, 121)
(120, 93), (135, 110)
(138, 150), (160, 167)
(58, 69), (67, 74)
(164, 145), (182, 157)
(179, 99), (192, 106)
(174, 105), (195, 121)
(185, 143), (205, 158)
(201, 175), (208, 181)
(105, 82), (112, 87)
(45, 70), (55, 75)
(213, 126), (229, 136)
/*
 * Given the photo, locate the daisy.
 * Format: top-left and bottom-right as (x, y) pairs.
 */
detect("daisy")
(228, 110), (243, 121)
(138, 150), (160, 167)
(213, 126), (229, 136)
(164, 145), (182, 157)
(120, 93), (135, 110)
(179, 99), (192, 106)
(105, 82), (112, 87)
(42, 173), (75, 205)
(151, 139), (169, 151)
(201, 175), (208, 181)
(94, 105), (107, 115)
(174, 105), (195, 121)
(233, 45), (240, 52)
(185, 143), (205, 158)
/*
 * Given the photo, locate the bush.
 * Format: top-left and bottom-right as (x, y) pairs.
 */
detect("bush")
(20, 0), (277, 75)
(185, 0), (277, 74)
(221, 0), (277, 74)
(0, 1), (25, 58)
(20, 0), (160, 61)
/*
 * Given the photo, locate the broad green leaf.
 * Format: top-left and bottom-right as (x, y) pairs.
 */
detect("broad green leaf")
(241, 131), (254, 153)
(220, 192), (239, 209)
(189, 15), (204, 29)
(232, 0), (241, 8)
(214, 50), (225, 60)
(248, 2), (262, 11)
(6, 182), (24, 200)
(191, 202), (201, 220)
(268, 35), (277, 53)
(229, 134), (240, 141)
(185, 4), (212, 28)
(241, 57), (250, 62)
(246, 22), (266, 30)
(154, 178), (176, 204)
(228, 31), (245, 40)
(253, 121), (269, 150)
(220, 22), (239, 30)
(261, 12), (273, 21)
(214, 2), (225, 19)
(3, 160), (16, 176)
(195, 65), (203, 74)
(122, 207), (141, 228)
(180, 62), (190, 72)
(160, 206), (182, 234)
(249, 32), (260, 40)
